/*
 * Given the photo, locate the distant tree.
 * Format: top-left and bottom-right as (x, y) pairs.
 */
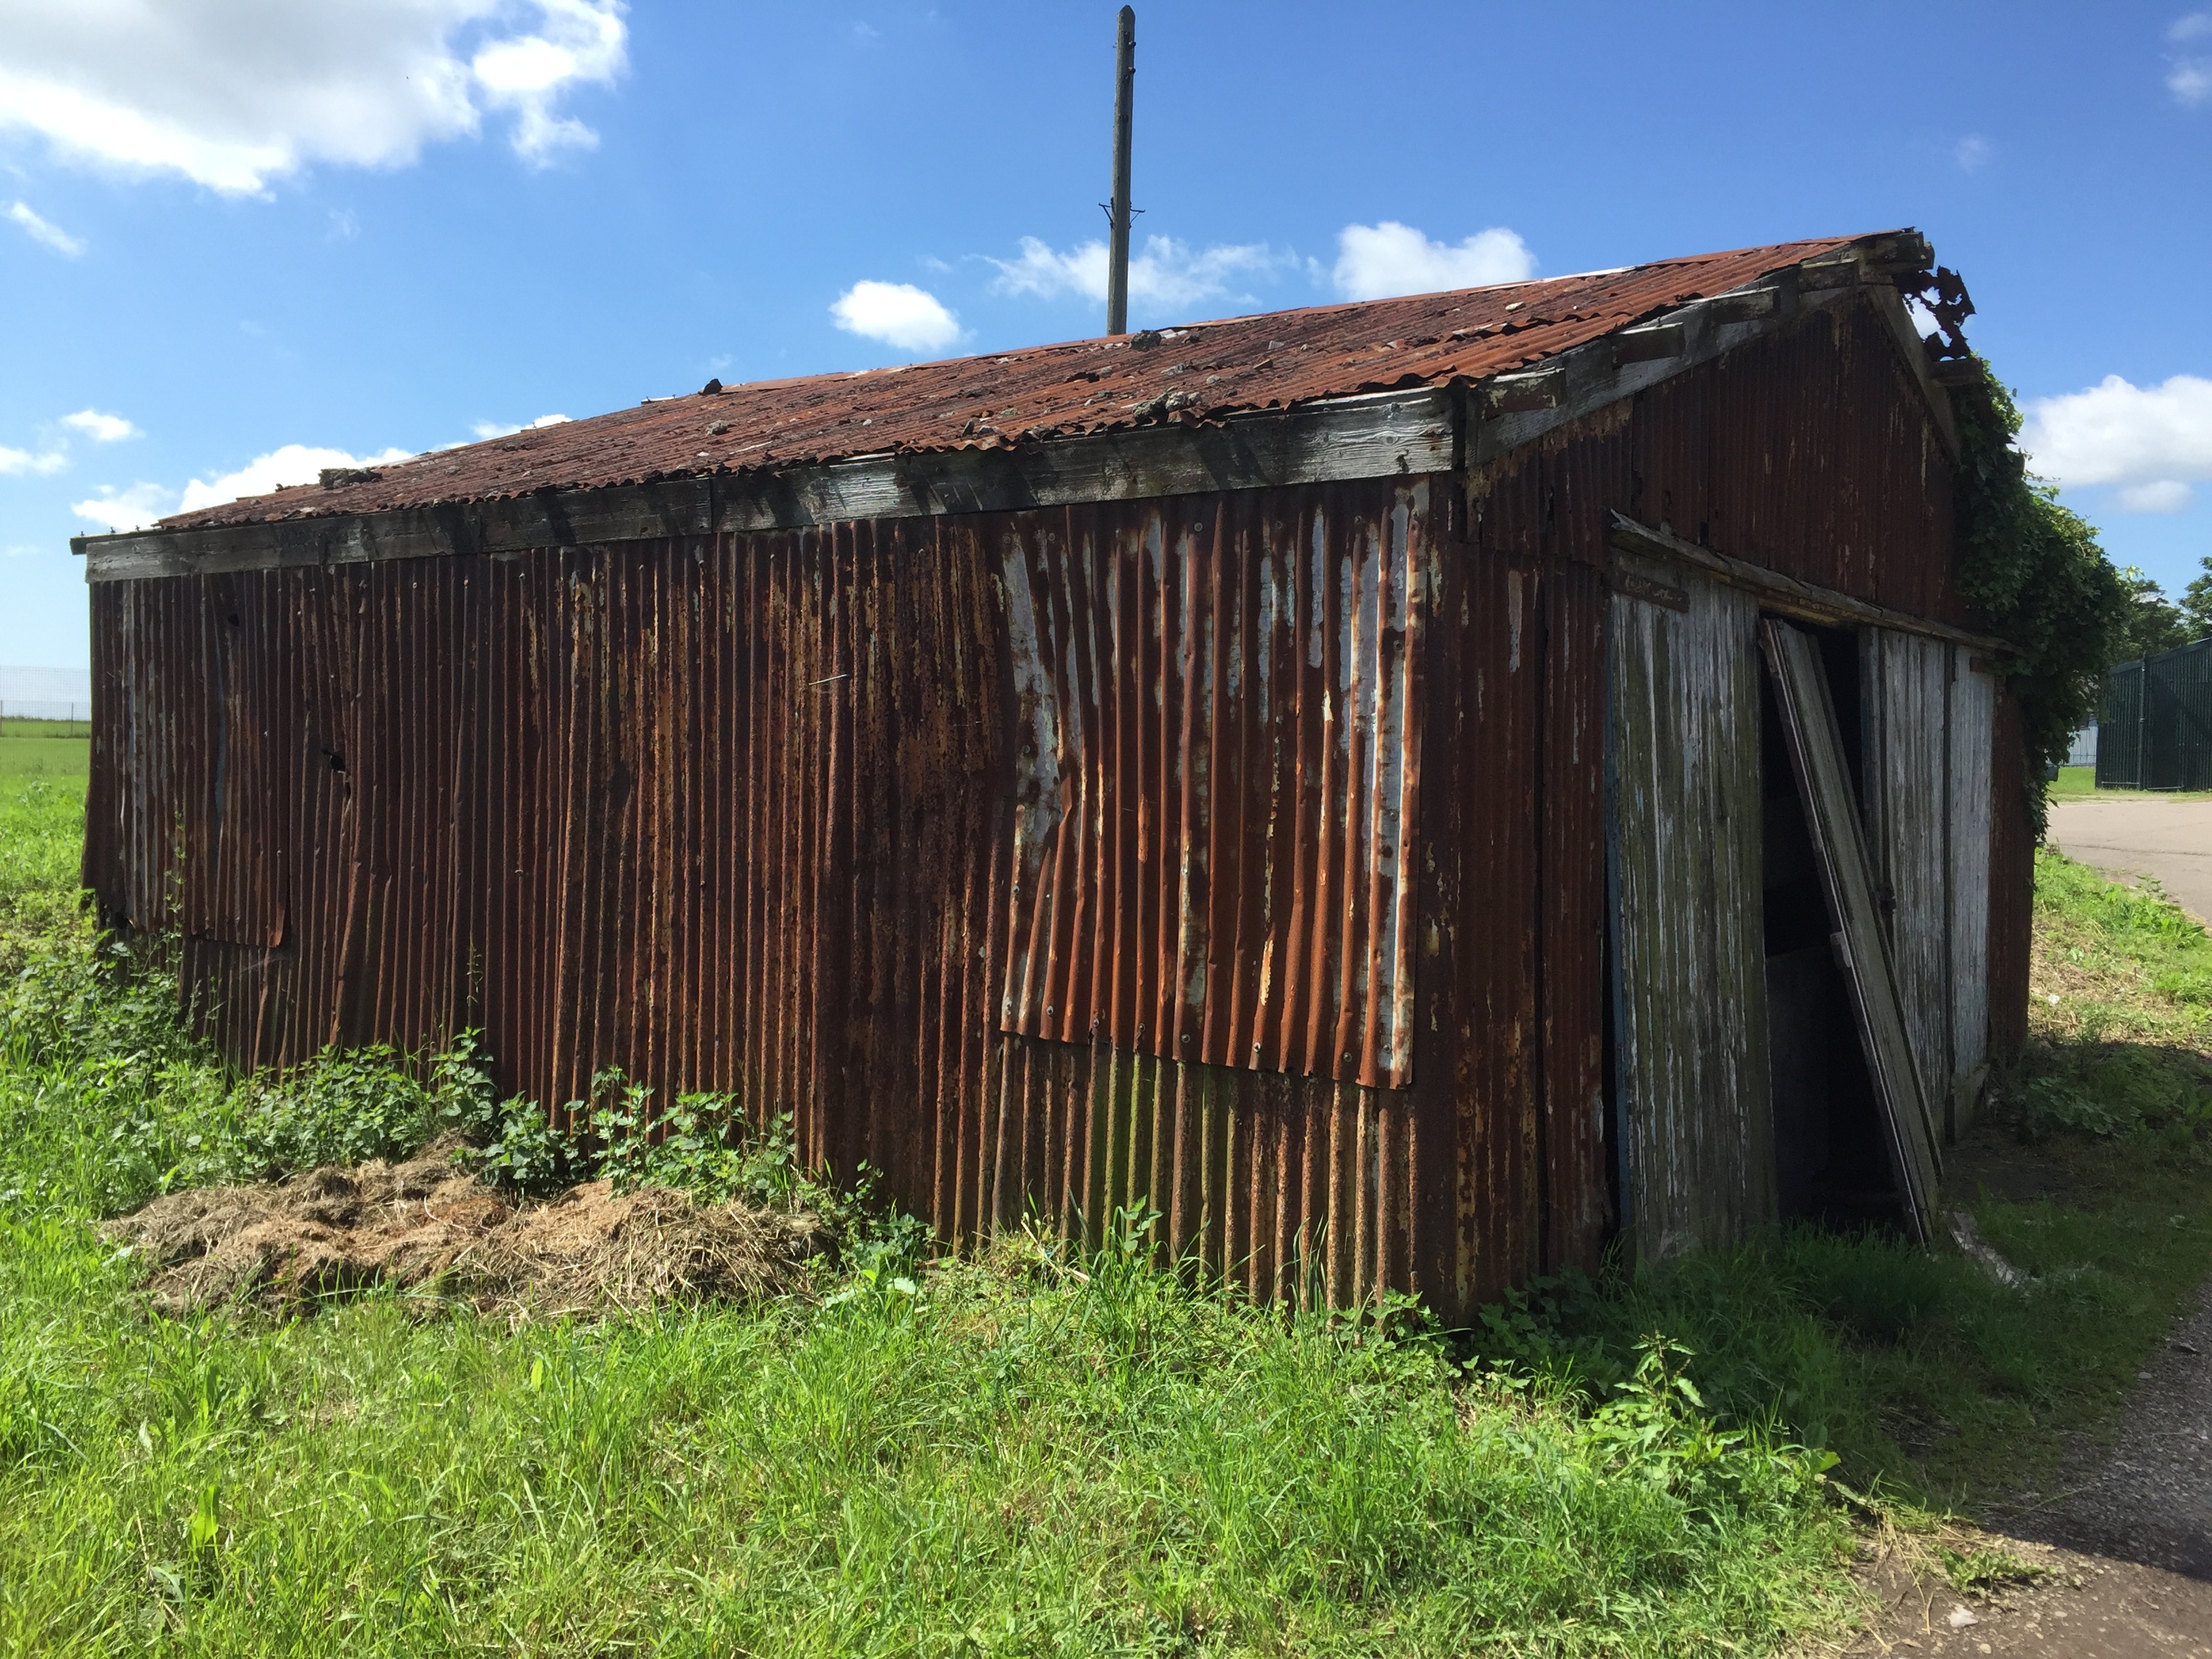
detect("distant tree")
(2112, 565), (2190, 664)
(2182, 555), (2212, 643)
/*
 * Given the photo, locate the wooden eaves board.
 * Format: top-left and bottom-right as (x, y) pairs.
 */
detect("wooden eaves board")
(1760, 617), (1942, 1240)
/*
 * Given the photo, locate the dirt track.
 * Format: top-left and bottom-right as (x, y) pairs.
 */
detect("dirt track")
(1847, 1191), (2212, 1653)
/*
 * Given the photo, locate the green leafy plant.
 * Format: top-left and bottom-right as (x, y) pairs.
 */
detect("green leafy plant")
(1951, 361), (2133, 822)
(474, 1095), (586, 1194)
(1941, 1543), (2047, 1595)
(1580, 1335), (1837, 1524)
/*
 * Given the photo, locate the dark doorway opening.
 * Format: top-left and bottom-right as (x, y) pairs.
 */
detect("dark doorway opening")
(1760, 622), (1902, 1228)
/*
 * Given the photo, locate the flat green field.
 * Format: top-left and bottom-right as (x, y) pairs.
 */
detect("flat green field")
(0, 735), (87, 781)
(2050, 762), (2212, 802)
(0, 718), (91, 743)
(2050, 763), (2095, 797)
(3, 741), (2210, 1655)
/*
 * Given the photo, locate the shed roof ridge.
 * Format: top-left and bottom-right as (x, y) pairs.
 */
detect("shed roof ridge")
(117, 230), (1911, 538)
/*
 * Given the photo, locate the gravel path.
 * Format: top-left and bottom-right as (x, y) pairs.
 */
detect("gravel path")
(1847, 1275), (2212, 1654)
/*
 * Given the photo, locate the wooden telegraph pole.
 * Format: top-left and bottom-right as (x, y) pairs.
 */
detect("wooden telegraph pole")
(1106, 7), (1135, 336)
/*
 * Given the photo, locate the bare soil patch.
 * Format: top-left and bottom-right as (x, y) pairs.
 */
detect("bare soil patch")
(102, 1134), (827, 1317)
(1839, 1256), (2212, 1656)
(1841, 1532), (2212, 1657)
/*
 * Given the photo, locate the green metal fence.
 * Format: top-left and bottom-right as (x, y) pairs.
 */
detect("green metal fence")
(2097, 636), (2212, 792)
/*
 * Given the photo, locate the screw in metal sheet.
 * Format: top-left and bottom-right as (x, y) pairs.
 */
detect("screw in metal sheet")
(1181, 1033), (1191, 1046)
(1046, 1006), (1055, 1018)
(1343, 1051), (1355, 1065)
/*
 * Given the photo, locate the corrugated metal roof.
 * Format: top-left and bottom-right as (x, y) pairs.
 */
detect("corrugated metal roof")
(159, 234), (1868, 533)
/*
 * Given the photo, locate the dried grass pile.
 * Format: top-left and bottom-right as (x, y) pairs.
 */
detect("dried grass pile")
(100, 1134), (827, 1318)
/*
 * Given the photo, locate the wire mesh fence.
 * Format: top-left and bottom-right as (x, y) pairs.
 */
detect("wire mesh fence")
(0, 701), (92, 737)
(2097, 636), (2212, 792)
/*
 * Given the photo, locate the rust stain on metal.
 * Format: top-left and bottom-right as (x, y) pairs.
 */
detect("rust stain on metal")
(85, 487), (1450, 1313)
(998, 483), (1427, 1089)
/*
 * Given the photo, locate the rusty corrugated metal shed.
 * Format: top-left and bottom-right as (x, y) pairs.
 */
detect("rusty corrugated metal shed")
(153, 237), (1862, 535)
(82, 242), (2021, 1315)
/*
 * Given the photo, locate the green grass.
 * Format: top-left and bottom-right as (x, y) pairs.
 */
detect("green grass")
(0, 740), (1855, 1655)
(0, 718), (91, 743)
(2049, 762), (2212, 802)
(1479, 845), (2212, 1511)
(2049, 764), (2095, 798)
(4, 741), (2212, 1652)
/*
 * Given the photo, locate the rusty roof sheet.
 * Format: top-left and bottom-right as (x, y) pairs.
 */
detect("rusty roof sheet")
(161, 234), (1870, 532)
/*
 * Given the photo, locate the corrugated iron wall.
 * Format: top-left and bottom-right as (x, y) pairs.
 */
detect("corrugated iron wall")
(1621, 298), (1963, 626)
(1464, 288), (1999, 1248)
(87, 480), (1588, 1319)
(85, 285), (2003, 1310)
(999, 486), (1426, 1090)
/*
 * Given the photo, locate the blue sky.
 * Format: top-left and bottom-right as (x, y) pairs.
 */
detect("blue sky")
(4, 0), (2210, 670)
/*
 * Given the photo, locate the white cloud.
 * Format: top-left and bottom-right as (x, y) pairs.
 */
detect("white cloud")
(469, 0), (626, 162)
(2171, 12), (2212, 102)
(60, 409), (140, 443)
(830, 281), (962, 354)
(2022, 373), (2212, 513)
(68, 440), (415, 532)
(70, 482), (170, 532)
(0, 444), (68, 476)
(988, 234), (1293, 312)
(0, 0), (628, 196)
(177, 443), (414, 513)
(469, 413), (571, 440)
(2118, 479), (2194, 512)
(7, 199), (82, 255)
(1952, 133), (1993, 172)
(1331, 222), (1536, 301)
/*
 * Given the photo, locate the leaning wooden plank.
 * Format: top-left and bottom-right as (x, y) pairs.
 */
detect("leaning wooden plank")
(1759, 617), (1942, 1242)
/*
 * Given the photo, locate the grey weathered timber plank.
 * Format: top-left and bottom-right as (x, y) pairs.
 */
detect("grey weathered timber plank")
(1609, 512), (2010, 654)
(1609, 554), (1772, 1259)
(1948, 655), (1996, 1133)
(1612, 323), (1686, 365)
(1863, 628), (1955, 1144)
(1761, 617), (1941, 1240)
(78, 388), (1456, 582)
